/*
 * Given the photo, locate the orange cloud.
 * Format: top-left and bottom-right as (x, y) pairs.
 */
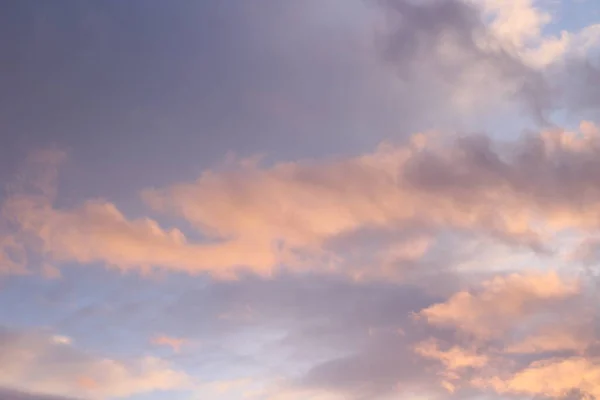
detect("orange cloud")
(482, 357), (600, 399)
(3, 123), (600, 279)
(504, 323), (597, 355)
(414, 339), (488, 371)
(418, 271), (579, 338)
(414, 269), (600, 399)
(413, 338), (490, 393)
(144, 121), (600, 257)
(151, 335), (186, 353)
(77, 376), (99, 390)
(3, 196), (280, 278)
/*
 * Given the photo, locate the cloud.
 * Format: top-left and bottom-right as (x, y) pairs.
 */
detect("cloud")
(151, 335), (186, 353)
(70, 273), (446, 400)
(476, 0), (552, 48)
(3, 0), (558, 185)
(3, 122), (600, 280)
(1, 2), (600, 400)
(414, 339), (488, 371)
(471, 0), (600, 122)
(378, 0), (553, 121)
(418, 271), (579, 338)
(164, 270), (597, 399)
(413, 269), (600, 398)
(0, 327), (190, 399)
(504, 320), (598, 355)
(1, 1), (600, 283)
(191, 378), (347, 400)
(143, 121), (600, 273)
(5, 197), (279, 277)
(484, 357), (600, 399)
(413, 339), (489, 393)
(10, 257), (598, 400)
(0, 388), (79, 400)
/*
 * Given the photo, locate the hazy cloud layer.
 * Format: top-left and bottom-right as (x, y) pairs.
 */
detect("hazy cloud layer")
(1, 0), (600, 399)
(0, 388), (79, 400)
(0, 327), (189, 399)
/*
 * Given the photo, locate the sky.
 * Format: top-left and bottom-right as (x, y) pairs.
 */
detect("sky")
(1, 0), (600, 399)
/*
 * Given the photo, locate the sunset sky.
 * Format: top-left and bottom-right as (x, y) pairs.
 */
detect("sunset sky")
(1, 0), (600, 399)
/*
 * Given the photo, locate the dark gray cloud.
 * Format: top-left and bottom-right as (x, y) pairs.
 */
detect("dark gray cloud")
(0, 0), (405, 196)
(0, 0), (558, 206)
(562, 59), (600, 118)
(403, 127), (600, 216)
(299, 341), (432, 399)
(380, 0), (553, 124)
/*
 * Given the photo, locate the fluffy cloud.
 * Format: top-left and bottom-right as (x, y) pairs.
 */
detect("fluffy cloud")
(6, 261), (597, 399)
(0, 327), (189, 399)
(486, 357), (600, 398)
(378, 0), (600, 124)
(504, 321), (598, 354)
(472, 0), (600, 121)
(142, 121), (600, 274)
(418, 271), (579, 338)
(414, 339), (489, 371)
(414, 270), (600, 398)
(476, 0), (552, 48)
(3, 122), (600, 280)
(413, 339), (489, 393)
(379, 0), (552, 121)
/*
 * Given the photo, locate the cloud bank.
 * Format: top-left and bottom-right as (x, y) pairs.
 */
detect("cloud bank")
(1, 0), (600, 399)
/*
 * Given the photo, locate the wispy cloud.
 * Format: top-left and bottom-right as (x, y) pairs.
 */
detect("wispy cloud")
(0, 327), (190, 399)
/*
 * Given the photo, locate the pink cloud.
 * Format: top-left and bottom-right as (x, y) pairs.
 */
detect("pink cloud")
(2, 122), (600, 280)
(0, 328), (189, 399)
(151, 335), (187, 353)
(418, 271), (579, 338)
